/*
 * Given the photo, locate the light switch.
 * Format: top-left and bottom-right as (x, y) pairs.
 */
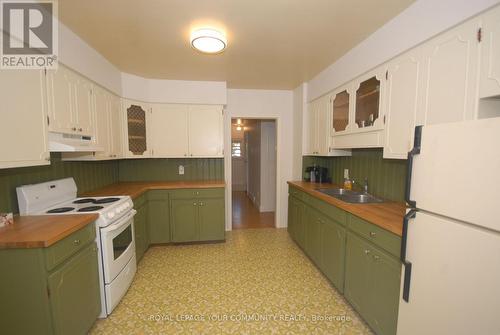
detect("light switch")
(344, 169), (349, 179)
(179, 165), (185, 175)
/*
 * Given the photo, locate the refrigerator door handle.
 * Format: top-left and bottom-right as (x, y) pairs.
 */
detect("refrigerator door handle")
(405, 126), (422, 208)
(401, 209), (417, 303)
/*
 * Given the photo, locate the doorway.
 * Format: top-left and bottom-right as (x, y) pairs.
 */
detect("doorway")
(231, 118), (277, 229)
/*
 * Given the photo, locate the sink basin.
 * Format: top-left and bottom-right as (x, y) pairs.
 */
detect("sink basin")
(317, 188), (384, 204)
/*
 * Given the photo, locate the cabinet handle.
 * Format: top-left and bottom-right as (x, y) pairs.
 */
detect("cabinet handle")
(369, 231), (376, 237)
(364, 249), (370, 255)
(193, 202), (197, 206)
(373, 255), (380, 261)
(79, 128), (83, 132)
(72, 127), (77, 131)
(200, 202), (204, 206)
(73, 239), (81, 246)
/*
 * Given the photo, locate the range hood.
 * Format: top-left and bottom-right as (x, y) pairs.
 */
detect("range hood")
(49, 132), (104, 152)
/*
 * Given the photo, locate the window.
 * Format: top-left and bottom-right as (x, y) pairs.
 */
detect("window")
(231, 141), (242, 157)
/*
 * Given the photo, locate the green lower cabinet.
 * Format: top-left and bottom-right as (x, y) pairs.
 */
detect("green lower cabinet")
(171, 199), (199, 242)
(345, 232), (401, 335)
(148, 190), (170, 244)
(319, 212), (346, 293)
(305, 207), (323, 267)
(48, 242), (101, 335)
(134, 196), (149, 262)
(198, 198), (225, 241)
(0, 225), (100, 335)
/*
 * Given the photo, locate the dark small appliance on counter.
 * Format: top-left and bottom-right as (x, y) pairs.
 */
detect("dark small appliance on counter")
(304, 165), (330, 183)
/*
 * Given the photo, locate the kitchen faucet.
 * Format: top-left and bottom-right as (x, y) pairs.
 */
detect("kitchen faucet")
(353, 178), (369, 193)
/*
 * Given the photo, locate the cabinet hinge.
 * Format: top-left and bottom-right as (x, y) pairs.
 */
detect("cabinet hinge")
(47, 116), (50, 126)
(46, 286), (50, 298)
(383, 115), (386, 124)
(385, 70), (388, 80)
(44, 68), (47, 76)
(477, 28), (482, 42)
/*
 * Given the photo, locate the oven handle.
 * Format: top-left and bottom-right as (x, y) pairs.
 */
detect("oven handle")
(100, 209), (136, 233)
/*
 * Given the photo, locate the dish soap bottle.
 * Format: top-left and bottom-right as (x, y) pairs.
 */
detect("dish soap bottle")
(343, 169), (352, 190)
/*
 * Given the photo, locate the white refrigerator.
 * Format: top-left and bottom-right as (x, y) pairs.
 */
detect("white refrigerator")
(397, 118), (500, 335)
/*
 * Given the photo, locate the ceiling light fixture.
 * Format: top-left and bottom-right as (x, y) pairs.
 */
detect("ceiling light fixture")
(190, 28), (227, 54)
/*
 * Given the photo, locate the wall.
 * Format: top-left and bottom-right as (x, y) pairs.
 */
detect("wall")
(292, 84), (307, 180)
(231, 123), (247, 192)
(303, 149), (407, 202)
(119, 158), (224, 182)
(0, 153), (119, 213)
(224, 89), (293, 229)
(259, 121), (277, 212)
(121, 73), (227, 104)
(246, 121), (262, 207)
(307, 0), (500, 101)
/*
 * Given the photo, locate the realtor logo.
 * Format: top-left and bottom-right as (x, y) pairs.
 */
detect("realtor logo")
(1, 0), (58, 69)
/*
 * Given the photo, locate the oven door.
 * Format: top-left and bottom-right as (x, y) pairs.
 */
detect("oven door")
(100, 209), (136, 284)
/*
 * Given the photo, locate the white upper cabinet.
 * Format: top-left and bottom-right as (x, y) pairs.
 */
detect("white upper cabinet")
(384, 47), (424, 159)
(419, 18), (480, 125)
(46, 65), (95, 137)
(123, 99), (151, 158)
(188, 105), (224, 157)
(93, 86), (111, 159)
(0, 69), (50, 169)
(150, 104), (189, 157)
(479, 5), (500, 98)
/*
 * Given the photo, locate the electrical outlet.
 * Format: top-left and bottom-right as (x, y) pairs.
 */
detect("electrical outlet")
(179, 165), (185, 175)
(344, 169), (349, 179)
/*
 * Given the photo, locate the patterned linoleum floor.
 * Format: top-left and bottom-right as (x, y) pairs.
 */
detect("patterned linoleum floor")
(90, 228), (373, 334)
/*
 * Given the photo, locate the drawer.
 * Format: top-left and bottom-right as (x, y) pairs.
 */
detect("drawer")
(147, 190), (169, 201)
(348, 214), (401, 258)
(133, 194), (147, 209)
(288, 186), (304, 201)
(170, 188), (224, 199)
(309, 196), (347, 226)
(44, 223), (96, 271)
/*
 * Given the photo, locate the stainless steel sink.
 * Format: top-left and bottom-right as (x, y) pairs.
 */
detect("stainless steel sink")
(317, 188), (384, 204)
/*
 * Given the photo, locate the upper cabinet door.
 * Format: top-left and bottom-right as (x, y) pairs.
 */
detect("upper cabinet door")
(384, 48), (423, 159)
(419, 19), (480, 125)
(46, 66), (74, 134)
(306, 100), (319, 155)
(151, 104), (189, 157)
(352, 69), (385, 132)
(331, 89), (350, 135)
(479, 5), (500, 98)
(93, 86), (111, 158)
(0, 69), (50, 169)
(188, 105), (223, 157)
(124, 100), (151, 158)
(109, 95), (123, 158)
(73, 76), (94, 136)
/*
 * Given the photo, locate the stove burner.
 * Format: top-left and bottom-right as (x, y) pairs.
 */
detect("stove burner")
(47, 207), (75, 214)
(73, 198), (97, 204)
(77, 206), (104, 212)
(94, 197), (121, 204)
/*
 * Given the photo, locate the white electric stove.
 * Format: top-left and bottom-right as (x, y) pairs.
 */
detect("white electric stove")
(16, 178), (137, 318)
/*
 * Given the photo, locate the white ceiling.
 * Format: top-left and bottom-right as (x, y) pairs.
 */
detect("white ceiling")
(59, 0), (415, 89)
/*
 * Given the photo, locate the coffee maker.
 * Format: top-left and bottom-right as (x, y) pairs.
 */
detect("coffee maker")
(304, 165), (330, 183)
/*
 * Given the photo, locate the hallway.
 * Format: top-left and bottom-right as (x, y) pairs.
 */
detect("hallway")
(232, 191), (275, 229)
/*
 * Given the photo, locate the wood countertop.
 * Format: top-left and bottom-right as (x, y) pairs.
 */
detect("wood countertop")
(0, 214), (98, 249)
(83, 180), (225, 199)
(288, 181), (406, 236)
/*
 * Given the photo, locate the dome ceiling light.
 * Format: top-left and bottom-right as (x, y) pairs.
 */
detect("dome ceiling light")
(190, 28), (227, 54)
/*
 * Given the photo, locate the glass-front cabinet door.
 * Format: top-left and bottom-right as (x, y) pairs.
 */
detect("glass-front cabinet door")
(355, 76), (381, 129)
(331, 90), (350, 134)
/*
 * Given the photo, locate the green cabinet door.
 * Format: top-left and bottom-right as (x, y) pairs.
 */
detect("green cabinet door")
(47, 242), (100, 335)
(320, 213), (346, 292)
(305, 207), (322, 266)
(287, 195), (298, 241)
(134, 201), (148, 261)
(171, 199), (198, 242)
(295, 200), (306, 250)
(198, 198), (225, 241)
(367, 247), (401, 335)
(344, 232), (371, 316)
(148, 190), (170, 244)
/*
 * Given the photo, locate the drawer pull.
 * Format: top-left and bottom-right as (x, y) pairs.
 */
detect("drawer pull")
(193, 202), (197, 206)
(73, 239), (81, 246)
(373, 255), (380, 261)
(369, 231), (376, 237)
(200, 202), (204, 206)
(364, 249), (370, 255)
